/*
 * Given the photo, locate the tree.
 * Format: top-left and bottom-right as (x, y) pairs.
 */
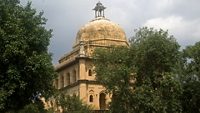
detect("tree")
(94, 46), (134, 113)
(93, 27), (182, 113)
(18, 102), (49, 113)
(54, 93), (92, 113)
(0, 0), (56, 111)
(130, 28), (182, 113)
(181, 42), (200, 113)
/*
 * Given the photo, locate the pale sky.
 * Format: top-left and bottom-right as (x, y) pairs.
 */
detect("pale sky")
(20, 0), (200, 64)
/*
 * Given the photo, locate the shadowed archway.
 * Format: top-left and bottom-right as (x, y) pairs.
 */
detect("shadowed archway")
(99, 93), (106, 110)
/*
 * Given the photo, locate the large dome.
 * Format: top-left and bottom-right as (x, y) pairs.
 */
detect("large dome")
(74, 17), (128, 47)
(58, 2), (129, 64)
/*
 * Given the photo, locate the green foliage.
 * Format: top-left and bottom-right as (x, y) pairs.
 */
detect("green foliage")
(94, 46), (134, 113)
(55, 93), (92, 113)
(19, 104), (41, 113)
(94, 47), (133, 91)
(130, 28), (182, 113)
(183, 41), (200, 78)
(131, 27), (181, 84)
(94, 27), (182, 113)
(18, 102), (48, 113)
(181, 42), (200, 113)
(0, 0), (56, 111)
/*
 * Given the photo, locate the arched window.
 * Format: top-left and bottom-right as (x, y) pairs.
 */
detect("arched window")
(61, 75), (64, 88)
(88, 69), (92, 76)
(55, 79), (58, 89)
(66, 73), (70, 85)
(89, 95), (93, 102)
(73, 70), (76, 82)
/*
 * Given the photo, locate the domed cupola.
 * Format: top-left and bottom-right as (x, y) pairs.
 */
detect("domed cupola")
(73, 1), (128, 49)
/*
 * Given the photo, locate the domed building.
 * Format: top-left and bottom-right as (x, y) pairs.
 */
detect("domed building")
(54, 2), (128, 110)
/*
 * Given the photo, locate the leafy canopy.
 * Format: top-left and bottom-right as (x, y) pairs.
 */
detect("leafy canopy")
(93, 27), (182, 113)
(54, 93), (92, 113)
(0, 0), (56, 111)
(181, 42), (200, 113)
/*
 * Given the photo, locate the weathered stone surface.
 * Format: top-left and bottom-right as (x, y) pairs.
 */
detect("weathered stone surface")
(75, 17), (127, 46)
(58, 17), (128, 64)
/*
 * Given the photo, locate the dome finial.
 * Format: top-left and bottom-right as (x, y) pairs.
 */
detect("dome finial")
(93, 1), (106, 18)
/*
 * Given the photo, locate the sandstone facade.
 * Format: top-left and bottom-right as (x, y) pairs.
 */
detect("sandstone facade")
(54, 4), (128, 110)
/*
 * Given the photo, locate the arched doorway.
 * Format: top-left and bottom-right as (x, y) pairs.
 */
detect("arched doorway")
(99, 93), (106, 110)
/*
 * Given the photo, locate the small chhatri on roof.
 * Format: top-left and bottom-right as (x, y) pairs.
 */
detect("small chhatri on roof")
(93, 1), (106, 18)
